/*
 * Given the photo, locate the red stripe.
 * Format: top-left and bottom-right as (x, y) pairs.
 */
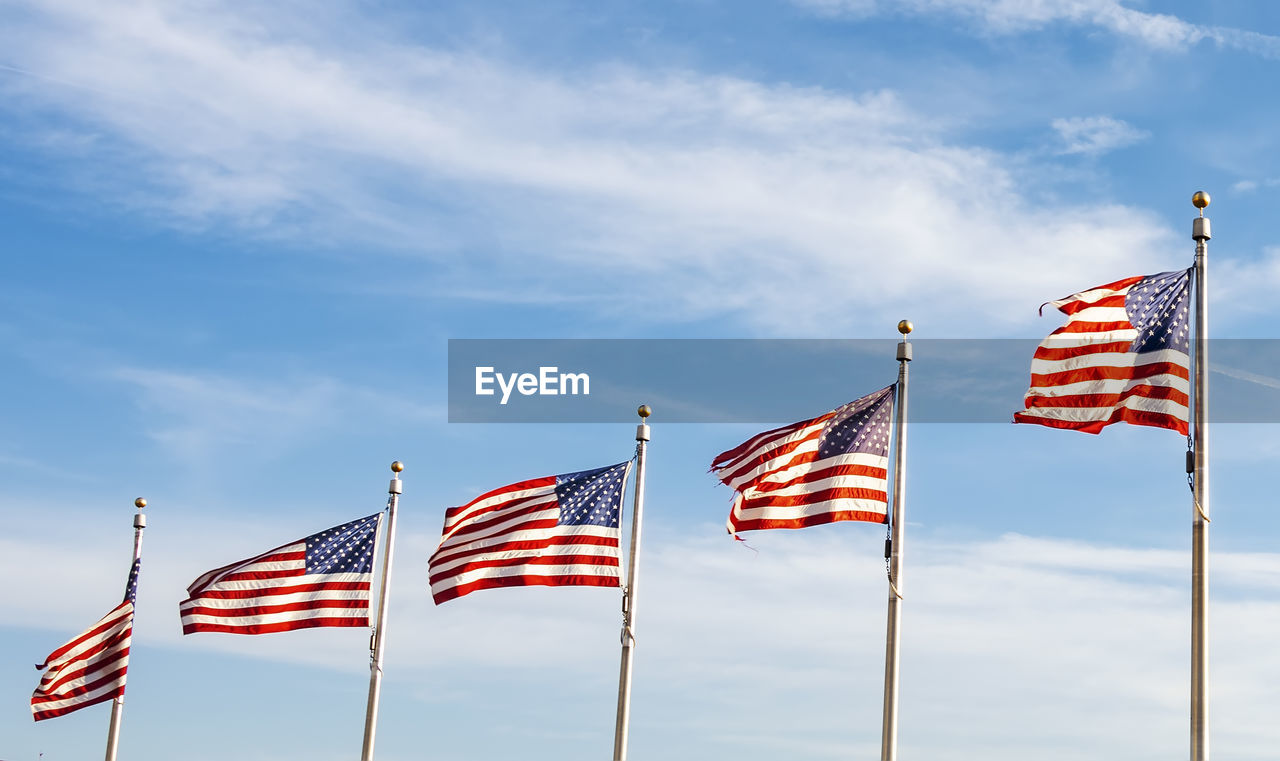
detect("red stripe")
(1013, 406), (1188, 435)
(1051, 320), (1133, 335)
(710, 416), (825, 472)
(746, 461), (888, 493)
(430, 532), (618, 570)
(736, 485), (888, 511)
(730, 509), (887, 533)
(179, 580), (369, 602)
(1023, 384), (1189, 410)
(719, 434), (825, 488)
(34, 655), (129, 703)
(432, 573), (618, 605)
(440, 499), (558, 545)
(1051, 276), (1142, 315)
(1030, 360), (1189, 388)
(442, 476), (557, 525)
(32, 679), (125, 721)
(1055, 291), (1129, 315)
(181, 598), (369, 619)
(36, 603), (131, 667)
(182, 616), (369, 635)
(429, 552), (619, 587)
(1032, 341), (1133, 361)
(218, 567), (306, 583)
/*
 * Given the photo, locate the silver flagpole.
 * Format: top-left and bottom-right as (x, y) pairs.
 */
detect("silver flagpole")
(612, 405), (651, 761)
(104, 497), (147, 761)
(880, 321), (912, 761)
(1190, 192), (1211, 761)
(361, 461), (404, 761)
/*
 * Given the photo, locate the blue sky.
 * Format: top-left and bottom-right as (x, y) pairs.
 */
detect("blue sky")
(4, 1), (1280, 759)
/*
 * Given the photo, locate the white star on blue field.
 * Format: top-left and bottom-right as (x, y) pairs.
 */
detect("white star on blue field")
(4, 3), (1280, 760)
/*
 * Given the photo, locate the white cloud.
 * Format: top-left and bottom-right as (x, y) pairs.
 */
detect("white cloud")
(108, 365), (440, 464)
(1052, 115), (1149, 155)
(0, 0), (1181, 336)
(7, 525), (1280, 759)
(796, 0), (1280, 57)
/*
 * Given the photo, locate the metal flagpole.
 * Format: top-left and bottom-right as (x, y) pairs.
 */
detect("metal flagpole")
(880, 321), (912, 761)
(612, 404), (651, 761)
(104, 497), (147, 761)
(361, 461), (404, 761)
(1190, 191), (1211, 761)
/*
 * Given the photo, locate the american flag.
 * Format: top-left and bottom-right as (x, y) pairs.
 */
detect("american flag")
(712, 386), (895, 534)
(32, 559), (140, 722)
(179, 513), (382, 635)
(429, 461), (632, 604)
(1014, 269), (1191, 435)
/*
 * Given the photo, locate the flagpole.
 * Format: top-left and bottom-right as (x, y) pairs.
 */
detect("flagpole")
(1190, 191), (1211, 761)
(361, 461), (403, 761)
(104, 497), (147, 761)
(880, 321), (912, 761)
(612, 404), (651, 761)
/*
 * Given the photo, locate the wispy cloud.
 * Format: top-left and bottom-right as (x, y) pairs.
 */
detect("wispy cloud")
(108, 365), (440, 464)
(1052, 115), (1148, 156)
(796, 0), (1280, 57)
(0, 0), (1178, 335)
(7, 525), (1280, 758)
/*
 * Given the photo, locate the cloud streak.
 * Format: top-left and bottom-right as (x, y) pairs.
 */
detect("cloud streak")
(796, 0), (1280, 58)
(0, 0), (1180, 335)
(6, 523), (1280, 759)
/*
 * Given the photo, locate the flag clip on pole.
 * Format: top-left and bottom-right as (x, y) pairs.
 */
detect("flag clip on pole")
(613, 405), (651, 761)
(361, 461), (403, 761)
(104, 497), (147, 761)
(881, 321), (912, 761)
(1190, 192), (1211, 761)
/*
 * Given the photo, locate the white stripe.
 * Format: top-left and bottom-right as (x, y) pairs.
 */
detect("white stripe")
(731, 497), (888, 524)
(433, 522), (616, 561)
(748, 452), (887, 488)
(179, 587), (370, 611)
(180, 606), (368, 628)
(431, 562), (619, 596)
(1049, 283), (1131, 308)
(190, 571), (371, 594)
(441, 483), (558, 535)
(39, 604), (132, 671)
(1059, 305), (1130, 323)
(1018, 394), (1188, 421)
(741, 470), (888, 500)
(33, 673), (127, 713)
(437, 505), (561, 552)
(431, 540), (620, 577)
(722, 428), (825, 492)
(1026, 372), (1190, 400)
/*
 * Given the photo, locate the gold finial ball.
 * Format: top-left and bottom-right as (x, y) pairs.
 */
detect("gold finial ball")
(390, 461), (404, 473)
(637, 404), (652, 419)
(897, 319), (913, 335)
(134, 497), (147, 509)
(1192, 191), (1211, 209)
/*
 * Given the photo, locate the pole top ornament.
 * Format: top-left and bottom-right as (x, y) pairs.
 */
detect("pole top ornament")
(1192, 191), (1210, 210)
(637, 404), (652, 419)
(897, 320), (913, 336)
(390, 461), (404, 473)
(134, 497), (147, 509)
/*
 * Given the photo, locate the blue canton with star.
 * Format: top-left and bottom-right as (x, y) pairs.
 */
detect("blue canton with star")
(304, 513), (381, 574)
(1125, 269), (1191, 354)
(817, 385), (895, 459)
(122, 559), (141, 603)
(554, 461), (629, 527)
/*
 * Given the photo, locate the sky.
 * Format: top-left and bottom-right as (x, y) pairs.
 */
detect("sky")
(4, 1), (1280, 759)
